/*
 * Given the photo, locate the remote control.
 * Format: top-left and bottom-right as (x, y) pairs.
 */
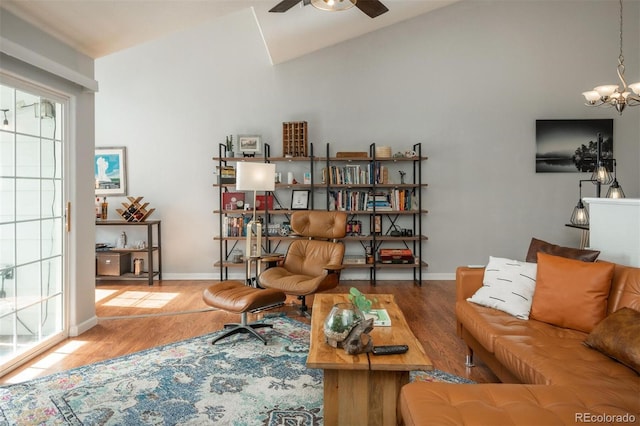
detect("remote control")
(372, 345), (409, 355)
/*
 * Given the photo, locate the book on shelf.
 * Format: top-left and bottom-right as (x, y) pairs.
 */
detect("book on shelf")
(343, 255), (366, 265)
(365, 308), (391, 327)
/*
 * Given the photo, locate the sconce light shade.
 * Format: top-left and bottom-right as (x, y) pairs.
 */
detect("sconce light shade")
(606, 179), (625, 198)
(570, 200), (589, 226)
(236, 162), (276, 192)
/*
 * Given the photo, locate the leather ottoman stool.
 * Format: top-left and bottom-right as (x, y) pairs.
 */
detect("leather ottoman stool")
(203, 280), (286, 345)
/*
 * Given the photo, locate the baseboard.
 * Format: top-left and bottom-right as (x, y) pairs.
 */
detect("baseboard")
(159, 272), (456, 281)
(69, 315), (98, 336)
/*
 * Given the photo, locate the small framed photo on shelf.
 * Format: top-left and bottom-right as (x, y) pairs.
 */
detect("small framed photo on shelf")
(237, 135), (261, 153)
(291, 190), (310, 210)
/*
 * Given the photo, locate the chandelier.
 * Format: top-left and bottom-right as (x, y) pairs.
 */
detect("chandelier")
(582, 0), (640, 115)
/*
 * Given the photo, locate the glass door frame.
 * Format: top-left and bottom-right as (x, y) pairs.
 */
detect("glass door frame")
(0, 72), (71, 376)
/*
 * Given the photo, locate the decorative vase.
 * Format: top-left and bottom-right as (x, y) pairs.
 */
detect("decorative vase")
(324, 303), (365, 348)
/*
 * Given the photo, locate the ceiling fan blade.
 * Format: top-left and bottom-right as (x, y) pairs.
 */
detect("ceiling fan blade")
(355, 0), (389, 18)
(269, 0), (303, 13)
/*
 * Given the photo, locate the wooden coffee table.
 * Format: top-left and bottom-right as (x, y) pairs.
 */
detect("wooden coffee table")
(307, 293), (432, 426)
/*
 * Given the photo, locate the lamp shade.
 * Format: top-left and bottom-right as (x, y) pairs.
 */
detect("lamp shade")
(236, 162), (276, 192)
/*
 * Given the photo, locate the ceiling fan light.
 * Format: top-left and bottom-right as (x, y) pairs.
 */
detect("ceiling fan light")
(311, 0), (356, 12)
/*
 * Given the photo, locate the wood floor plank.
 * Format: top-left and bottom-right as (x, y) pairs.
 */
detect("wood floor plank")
(0, 280), (499, 384)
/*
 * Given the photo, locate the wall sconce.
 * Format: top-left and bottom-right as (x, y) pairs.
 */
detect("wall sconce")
(235, 162), (276, 259)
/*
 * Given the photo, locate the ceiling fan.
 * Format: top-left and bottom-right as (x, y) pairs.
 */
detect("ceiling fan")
(269, 0), (389, 19)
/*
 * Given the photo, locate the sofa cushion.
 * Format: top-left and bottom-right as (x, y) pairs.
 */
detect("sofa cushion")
(456, 300), (589, 354)
(525, 237), (600, 263)
(530, 253), (614, 333)
(467, 257), (537, 319)
(399, 383), (640, 426)
(584, 307), (640, 375)
(494, 333), (640, 390)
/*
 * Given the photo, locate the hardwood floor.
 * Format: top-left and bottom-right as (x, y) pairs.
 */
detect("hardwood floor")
(0, 280), (499, 385)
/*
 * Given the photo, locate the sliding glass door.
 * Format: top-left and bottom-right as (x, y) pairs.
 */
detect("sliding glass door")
(0, 79), (67, 374)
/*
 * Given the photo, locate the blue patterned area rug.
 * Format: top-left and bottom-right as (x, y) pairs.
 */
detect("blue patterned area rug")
(0, 316), (473, 425)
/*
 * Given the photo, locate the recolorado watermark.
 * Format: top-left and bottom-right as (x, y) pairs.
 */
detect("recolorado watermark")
(576, 412), (636, 423)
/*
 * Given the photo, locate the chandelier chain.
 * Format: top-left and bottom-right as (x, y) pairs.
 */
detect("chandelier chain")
(618, 0), (623, 64)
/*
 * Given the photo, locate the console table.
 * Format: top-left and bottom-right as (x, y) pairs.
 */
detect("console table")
(307, 294), (432, 425)
(95, 220), (162, 285)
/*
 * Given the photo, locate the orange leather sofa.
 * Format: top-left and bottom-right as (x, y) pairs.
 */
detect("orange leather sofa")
(399, 263), (640, 425)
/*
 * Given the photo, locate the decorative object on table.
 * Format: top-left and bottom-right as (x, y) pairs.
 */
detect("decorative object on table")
(348, 287), (376, 313)
(535, 119), (613, 173)
(290, 189), (310, 210)
(116, 196), (155, 222)
(581, 0), (640, 115)
(342, 318), (374, 355)
(399, 170), (406, 184)
(237, 135), (261, 157)
(225, 135), (234, 156)
(323, 302), (369, 351)
(236, 162), (276, 259)
(282, 121), (308, 157)
(569, 133), (625, 226)
(95, 146), (127, 196)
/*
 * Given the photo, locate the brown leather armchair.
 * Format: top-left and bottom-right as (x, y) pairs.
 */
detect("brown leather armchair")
(258, 210), (347, 315)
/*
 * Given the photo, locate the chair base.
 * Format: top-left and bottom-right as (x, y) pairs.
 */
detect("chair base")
(211, 312), (273, 345)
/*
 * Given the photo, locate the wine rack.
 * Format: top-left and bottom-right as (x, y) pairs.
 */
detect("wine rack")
(282, 121), (308, 157)
(117, 196), (155, 222)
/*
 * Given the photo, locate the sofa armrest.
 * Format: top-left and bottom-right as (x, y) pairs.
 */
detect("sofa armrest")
(456, 266), (485, 301)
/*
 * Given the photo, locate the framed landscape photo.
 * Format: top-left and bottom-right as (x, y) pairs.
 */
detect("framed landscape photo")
(535, 119), (613, 173)
(291, 190), (310, 210)
(237, 135), (261, 153)
(95, 147), (127, 196)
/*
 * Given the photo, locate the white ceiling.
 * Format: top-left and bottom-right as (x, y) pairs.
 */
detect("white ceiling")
(1, 0), (458, 64)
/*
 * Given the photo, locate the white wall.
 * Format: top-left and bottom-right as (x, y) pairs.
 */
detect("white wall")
(96, 1), (640, 280)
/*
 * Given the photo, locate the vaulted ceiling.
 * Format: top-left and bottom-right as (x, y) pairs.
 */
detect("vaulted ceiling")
(1, 0), (457, 64)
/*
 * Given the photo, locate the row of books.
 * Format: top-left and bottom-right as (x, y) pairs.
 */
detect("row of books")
(322, 162), (389, 185)
(330, 189), (415, 211)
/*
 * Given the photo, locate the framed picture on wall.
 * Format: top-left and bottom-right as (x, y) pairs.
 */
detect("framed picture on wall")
(95, 147), (127, 196)
(237, 135), (261, 153)
(291, 190), (310, 210)
(535, 119), (613, 173)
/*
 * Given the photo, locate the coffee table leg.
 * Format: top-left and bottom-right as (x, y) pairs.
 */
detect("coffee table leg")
(323, 369), (409, 426)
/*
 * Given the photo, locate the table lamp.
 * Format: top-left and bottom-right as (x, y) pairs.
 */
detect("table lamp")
(235, 162), (276, 258)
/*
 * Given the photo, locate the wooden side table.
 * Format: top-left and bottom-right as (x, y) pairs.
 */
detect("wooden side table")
(95, 220), (162, 285)
(307, 294), (432, 426)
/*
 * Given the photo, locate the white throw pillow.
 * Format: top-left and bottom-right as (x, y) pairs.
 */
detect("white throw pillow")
(467, 256), (537, 320)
